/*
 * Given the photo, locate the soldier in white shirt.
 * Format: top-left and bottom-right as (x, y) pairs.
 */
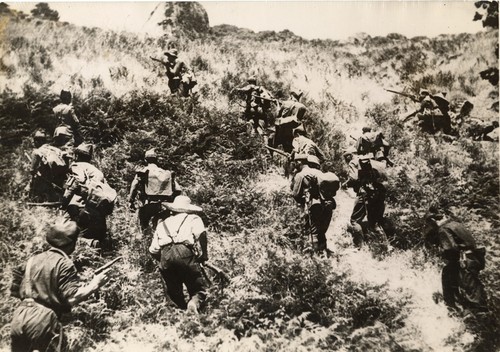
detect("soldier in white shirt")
(149, 196), (208, 314)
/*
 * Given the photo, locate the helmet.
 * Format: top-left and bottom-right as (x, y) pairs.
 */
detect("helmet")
(164, 49), (178, 58)
(53, 126), (72, 138)
(34, 130), (47, 140)
(307, 155), (320, 167)
(145, 148), (157, 159)
(247, 76), (257, 84)
(75, 143), (93, 157)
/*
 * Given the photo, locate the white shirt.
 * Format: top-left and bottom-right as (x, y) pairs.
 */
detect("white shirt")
(149, 213), (205, 255)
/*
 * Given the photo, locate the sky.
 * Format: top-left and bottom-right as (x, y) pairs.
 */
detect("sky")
(8, 1), (485, 40)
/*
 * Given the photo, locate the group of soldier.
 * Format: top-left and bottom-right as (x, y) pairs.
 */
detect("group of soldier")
(9, 72), (491, 351)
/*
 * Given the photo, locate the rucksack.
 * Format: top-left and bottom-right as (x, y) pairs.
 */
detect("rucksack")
(144, 167), (175, 198)
(37, 145), (67, 176)
(317, 171), (340, 202)
(357, 132), (387, 156)
(357, 158), (387, 183)
(84, 179), (117, 215)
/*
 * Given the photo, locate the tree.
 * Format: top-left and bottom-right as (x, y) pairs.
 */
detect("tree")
(31, 2), (59, 21)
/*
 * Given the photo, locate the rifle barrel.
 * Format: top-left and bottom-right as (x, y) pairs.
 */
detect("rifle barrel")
(95, 256), (123, 274)
(265, 145), (290, 157)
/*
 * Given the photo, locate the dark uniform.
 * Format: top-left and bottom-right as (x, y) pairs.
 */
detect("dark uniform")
(272, 100), (306, 153)
(425, 218), (488, 311)
(149, 196), (208, 313)
(164, 49), (196, 97)
(291, 156), (338, 254)
(344, 153), (389, 247)
(235, 79), (274, 135)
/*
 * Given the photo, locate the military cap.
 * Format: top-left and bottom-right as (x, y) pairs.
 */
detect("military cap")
(419, 89), (430, 96)
(247, 76), (257, 84)
(362, 126), (372, 133)
(307, 155), (321, 166)
(34, 130), (47, 139)
(145, 148), (157, 159)
(432, 92), (449, 105)
(164, 49), (178, 58)
(60, 90), (72, 102)
(53, 126), (72, 138)
(343, 147), (357, 157)
(294, 153), (308, 162)
(46, 219), (79, 248)
(75, 143), (93, 157)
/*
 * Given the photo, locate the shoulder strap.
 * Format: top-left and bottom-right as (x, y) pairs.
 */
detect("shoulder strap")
(24, 257), (35, 299)
(160, 214), (189, 243)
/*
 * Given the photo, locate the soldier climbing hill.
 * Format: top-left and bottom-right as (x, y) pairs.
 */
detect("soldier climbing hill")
(53, 90), (82, 146)
(151, 48), (197, 97)
(62, 143), (117, 250)
(128, 148), (182, 236)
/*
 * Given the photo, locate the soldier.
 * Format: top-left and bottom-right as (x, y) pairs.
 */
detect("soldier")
(53, 90), (81, 146)
(27, 131), (68, 202)
(291, 126), (326, 162)
(10, 219), (111, 352)
(53, 125), (75, 156)
(416, 92), (453, 134)
(149, 196), (208, 314)
(233, 76), (274, 136)
(128, 148), (181, 235)
(62, 143), (116, 249)
(343, 149), (390, 249)
(271, 90), (307, 153)
(152, 49), (196, 97)
(355, 127), (392, 166)
(423, 208), (488, 312)
(291, 155), (339, 256)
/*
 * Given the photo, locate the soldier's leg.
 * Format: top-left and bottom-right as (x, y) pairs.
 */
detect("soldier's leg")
(11, 305), (59, 352)
(181, 247), (207, 313)
(458, 260), (488, 311)
(442, 261), (460, 309)
(349, 197), (366, 247)
(160, 245), (188, 309)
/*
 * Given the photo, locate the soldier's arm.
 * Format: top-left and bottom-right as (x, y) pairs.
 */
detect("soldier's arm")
(10, 263), (26, 298)
(192, 216), (208, 262)
(67, 269), (111, 306)
(291, 174), (306, 205)
(128, 174), (141, 206)
(171, 61), (184, 76)
(315, 143), (326, 162)
(438, 227), (460, 261)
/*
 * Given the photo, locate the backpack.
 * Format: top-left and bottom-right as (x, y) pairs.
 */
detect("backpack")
(357, 132), (387, 156)
(84, 179), (117, 215)
(357, 158), (387, 183)
(37, 145), (67, 176)
(144, 167), (175, 198)
(317, 171), (340, 202)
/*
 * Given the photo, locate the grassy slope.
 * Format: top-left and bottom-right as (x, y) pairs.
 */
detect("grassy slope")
(0, 14), (499, 352)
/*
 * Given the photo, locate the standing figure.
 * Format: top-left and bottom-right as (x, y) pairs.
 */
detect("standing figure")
(355, 127), (392, 166)
(271, 90), (307, 153)
(343, 149), (390, 248)
(233, 76), (274, 135)
(152, 49), (196, 97)
(128, 148), (181, 235)
(291, 155), (339, 256)
(10, 219), (110, 352)
(149, 196), (208, 314)
(424, 208), (488, 312)
(53, 90), (81, 146)
(62, 143), (116, 249)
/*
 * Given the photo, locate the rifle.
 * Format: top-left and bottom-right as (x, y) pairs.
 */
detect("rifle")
(401, 109), (419, 122)
(150, 57), (166, 66)
(26, 202), (62, 207)
(265, 145), (290, 158)
(95, 256), (123, 274)
(385, 89), (419, 103)
(200, 262), (230, 286)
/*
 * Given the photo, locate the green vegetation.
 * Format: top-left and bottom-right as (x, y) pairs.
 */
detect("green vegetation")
(0, 6), (499, 352)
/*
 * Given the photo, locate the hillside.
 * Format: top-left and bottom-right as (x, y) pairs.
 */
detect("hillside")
(0, 7), (499, 352)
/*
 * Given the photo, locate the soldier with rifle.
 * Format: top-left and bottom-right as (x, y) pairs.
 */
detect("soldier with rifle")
(149, 196), (209, 314)
(151, 48), (196, 97)
(343, 148), (391, 250)
(10, 219), (112, 352)
(232, 76), (274, 136)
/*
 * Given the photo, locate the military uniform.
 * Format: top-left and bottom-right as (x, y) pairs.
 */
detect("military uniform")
(271, 100), (306, 153)
(235, 80), (273, 135)
(53, 90), (81, 145)
(164, 49), (196, 97)
(149, 196), (208, 313)
(29, 143), (67, 202)
(292, 134), (325, 162)
(291, 156), (338, 253)
(426, 219), (488, 311)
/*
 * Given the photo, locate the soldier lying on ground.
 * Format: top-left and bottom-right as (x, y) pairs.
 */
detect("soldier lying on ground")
(10, 219), (111, 352)
(149, 196), (208, 314)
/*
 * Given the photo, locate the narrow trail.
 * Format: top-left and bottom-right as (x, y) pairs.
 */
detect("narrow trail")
(326, 190), (472, 351)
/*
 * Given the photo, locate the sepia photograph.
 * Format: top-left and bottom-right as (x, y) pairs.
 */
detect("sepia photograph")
(0, 1), (498, 351)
